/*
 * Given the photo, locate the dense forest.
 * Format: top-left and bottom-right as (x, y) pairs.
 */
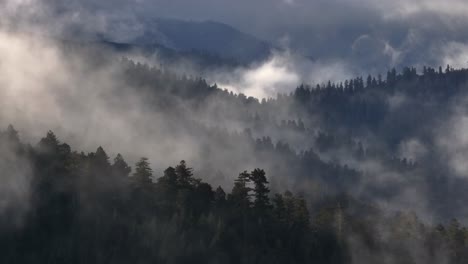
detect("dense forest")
(0, 126), (467, 264)
(109, 56), (468, 221)
(3, 40), (468, 264)
(5, 1), (468, 263)
(7, 0), (468, 262)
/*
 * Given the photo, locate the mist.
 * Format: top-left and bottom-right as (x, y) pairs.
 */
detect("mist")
(3, 1), (468, 263)
(209, 51), (355, 98)
(30, 0), (468, 72)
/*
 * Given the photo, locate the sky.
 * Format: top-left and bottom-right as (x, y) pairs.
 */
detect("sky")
(11, 0), (466, 71)
(3, 0), (468, 98)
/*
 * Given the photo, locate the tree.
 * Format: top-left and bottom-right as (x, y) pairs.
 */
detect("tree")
(214, 186), (226, 204)
(175, 160), (198, 187)
(89, 147), (111, 177)
(94, 146), (110, 167)
(158, 166), (177, 186)
(192, 182), (214, 215)
(0, 125), (22, 153)
(251, 169), (270, 212)
(133, 157), (153, 186)
(273, 193), (286, 223)
(155, 166), (178, 213)
(366, 75), (372, 88)
(37, 131), (59, 153)
(230, 171), (252, 208)
(293, 196), (310, 229)
(112, 153), (131, 178)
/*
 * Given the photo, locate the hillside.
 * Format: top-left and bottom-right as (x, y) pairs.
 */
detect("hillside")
(2, 38), (468, 263)
(99, 17), (272, 64)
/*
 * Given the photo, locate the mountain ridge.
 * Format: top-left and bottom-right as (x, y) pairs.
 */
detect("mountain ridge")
(101, 17), (273, 64)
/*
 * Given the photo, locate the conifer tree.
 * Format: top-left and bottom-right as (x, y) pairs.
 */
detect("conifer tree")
(133, 157), (153, 186)
(230, 171), (252, 208)
(251, 169), (270, 212)
(112, 153), (131, 178)
(175, 160), (197, 187)
(214, 186), (226, 204)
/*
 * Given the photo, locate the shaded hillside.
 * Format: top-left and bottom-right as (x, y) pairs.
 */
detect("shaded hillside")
(97, 17), (272, 64)
(103, 56), (468, 221)
(3, 37), (468, 222)
(1, 126), (467, 264)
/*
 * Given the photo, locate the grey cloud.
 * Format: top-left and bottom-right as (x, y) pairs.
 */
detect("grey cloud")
(14, 0), (468, 76)
(208, 50), (354, 98)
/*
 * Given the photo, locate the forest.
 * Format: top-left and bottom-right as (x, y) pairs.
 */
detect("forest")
(114, 58), (468, 221)
(3, 37), (468, 264)
(6, 0), (468, 263)
(0, 125), (467, 264)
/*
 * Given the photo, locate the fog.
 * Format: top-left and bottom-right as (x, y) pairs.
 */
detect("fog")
(3, 1), (468, 263)
(210, 51), (354, 98)
(1, 0), (468, 210)
(30, 0), (468, 73)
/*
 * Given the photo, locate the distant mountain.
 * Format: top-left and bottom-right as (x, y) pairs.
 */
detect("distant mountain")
(56, 37), (244, 77)
(103, 18), (273, 64)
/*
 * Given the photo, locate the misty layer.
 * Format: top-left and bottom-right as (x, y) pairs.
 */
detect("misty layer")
(4, 29), (468, 224)
(21, 0), (468, 74)
(3, 1), (468, 264)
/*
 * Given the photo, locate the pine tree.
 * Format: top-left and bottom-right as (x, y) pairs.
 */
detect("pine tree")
(91, 146), (111, 173)
(112, 153), (131, 178)
(133, 157), (153, 186)
(214, 186), (226, 204)
(294, 196), (310, 228)
(95, 146), (110, 165)
(159, 166), (177, 186)
(175, 160), (197, 187)
(38, 131), (59, 153)
(230, 171), (252, 208)
(251, 169), (270, 212)
(273, 193), (286, 222)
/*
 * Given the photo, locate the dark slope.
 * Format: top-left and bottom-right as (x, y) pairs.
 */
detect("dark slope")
(110, 18), (272, 64)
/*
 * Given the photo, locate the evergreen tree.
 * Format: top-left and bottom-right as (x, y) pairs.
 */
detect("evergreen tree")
(37, 131), (60, 153)
(273, 193), (286, 223)
(133, 157), (153, 186)
(214, 186), (227, 204)
(159, 166), (178, 186)
(175, 160), (198, 187)
(293, 196), (310, 229)
(111, 153), (131, 178)
(94, 146), (110, 168)
(251, 169), (270, 212)
(230, 171), (252, 208)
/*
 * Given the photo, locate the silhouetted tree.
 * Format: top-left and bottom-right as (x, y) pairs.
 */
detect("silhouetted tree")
(251, 169), (270, 213)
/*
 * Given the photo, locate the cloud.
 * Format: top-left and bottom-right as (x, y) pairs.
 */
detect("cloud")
(371, 0), (468, 19)
(6, 0), (468, 79)
(437, 106), (468, 178)
(212, 51), (354, 98)
(398, 139), (428, 162)
(0, 132), (33, 227)
(441, 42), (468, 69)
(213, 53), (300, 98)
(0, 30), (299, 192)
(282, 0), (295, 5)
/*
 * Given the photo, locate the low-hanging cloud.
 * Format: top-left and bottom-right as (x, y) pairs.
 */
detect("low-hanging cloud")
(6, 0), (468, 85)
(210, 51), (354, 98)
(21, 0), (468, 77)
